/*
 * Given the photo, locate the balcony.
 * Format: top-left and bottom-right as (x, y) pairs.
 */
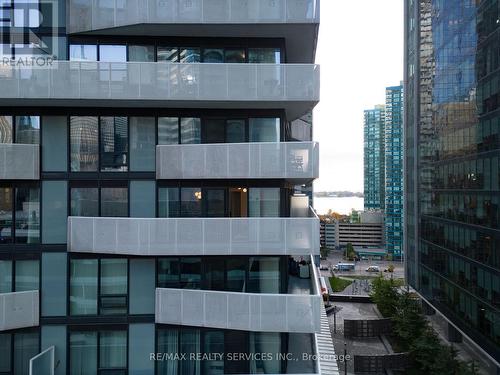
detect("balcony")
(157, 142), (319, 182)
(68, 0), (320, 63)
(155, 286), (321, 333)
(0, 291), (39, 331)
(67, 216), (320, 256)
(0, 144), (39, 180)
(0, 62), (319, 121)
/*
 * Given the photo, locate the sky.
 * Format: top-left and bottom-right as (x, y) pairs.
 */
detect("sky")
(313, 0), (404, 192)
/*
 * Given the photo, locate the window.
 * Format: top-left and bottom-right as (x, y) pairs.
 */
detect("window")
(14, 116), (39, 144)
(0, 187), (12, 244)
(181, 258), (201, 289)
(248, 48), (281, 64)
(204, 119), (225, 143)
(157, 257), (201, 289)
(180, 188), (202, 217)
(226, 119), (246, 143)
(70, 116), (99, 172)
(180, 48), (200, 63)
(0, 331), (40, 375)
(248, 257), (280, 293)
(157, 47), (178, 62)
(158, 117), (179, 145)
(100, 117), (128, 172)
(70, 258), (128, 316)
(100, 259), (127, 315)
(15, 187), (40, 244)
(249, 118), (280, 142)
(249, 188), (280, 217)
(0, 259), (39, 293)
(0, 116), (12, 143)
(69, 44), (97, 61)
(180, 118), (201, 144)
(225, 49), (246, 63)
(99, 45), (127, 62)
(158, 187), (180, 218)
(203, 48), (224, 63)
(70, 330), (127, 375)
(0, 186), (40, 244)
(71, 187), (99, 217)
(0, 116), (39, 144)
(128, 45), (154, 62)
(204, 189), (225, 217)
(101, 187), (128, 217)
(70, 259), (98, 315)
(130, 117), (155, 171)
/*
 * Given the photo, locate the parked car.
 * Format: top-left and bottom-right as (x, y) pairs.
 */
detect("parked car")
(319, 264), (329, 271)
(365, 265), (380, 272)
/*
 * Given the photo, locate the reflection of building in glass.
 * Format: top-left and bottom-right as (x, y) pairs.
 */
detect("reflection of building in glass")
(364, 105), (385, 210)
(385, 84), (404, 260)
(405, 0), (500, 368)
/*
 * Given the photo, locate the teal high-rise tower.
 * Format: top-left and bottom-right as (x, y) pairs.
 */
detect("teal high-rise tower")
(364, 105), (386, 211)
(385, 85), (404, 260)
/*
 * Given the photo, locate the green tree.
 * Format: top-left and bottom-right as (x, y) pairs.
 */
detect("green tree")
(345, 242), (356, 260)
(393, 292), (427, 351)
(370, 276), (399, 317)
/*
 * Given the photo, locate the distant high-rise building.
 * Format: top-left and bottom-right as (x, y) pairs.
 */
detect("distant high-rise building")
(364, 105), (386, 210)
(405, 0), (500, 369)
(385, 84), (404, 260)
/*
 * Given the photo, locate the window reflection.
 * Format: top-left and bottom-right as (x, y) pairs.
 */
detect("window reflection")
(249, 118), (280, 142)
(70, 116), (99, 172)
(101, 187), (128, 217)
(203, 49), (224, 63)
(99, 45), (127, 62)
(248, 48), (281, 64)
(15, 187), (39, 244)
(15, 116), (39, 144)
(100, 117), (128, 172)
(158, 117), (179, 145)
(0, 187), (12, 244)
(69, 44), (97, 61)
(71, 187), (98, 217)
(0, 116), (12, 143)
(128, 45), (154, 62)
(157, 46), (178, 62)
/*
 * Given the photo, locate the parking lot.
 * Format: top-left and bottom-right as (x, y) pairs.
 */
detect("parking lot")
(320, 249), (405, 280)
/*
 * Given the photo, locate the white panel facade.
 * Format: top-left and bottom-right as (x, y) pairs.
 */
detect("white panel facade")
(67, 216), (320, 256)
(0, 144), (39, 180)
(68, 0), (320, 33)
(155, 288), (322, 333)
(0, 291), (39, 331)
(0, 63), (319, 114)
(156, 142), (319, 180)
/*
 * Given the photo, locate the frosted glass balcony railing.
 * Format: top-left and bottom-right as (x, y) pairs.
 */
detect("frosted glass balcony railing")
(0, 62), (319, 118)
(29, 346), (55, 375)
(155, 288), (322, 333)
(0, 291), (39, 331)
(69, 0), (320, 33)
(157, 142), (319, 180)
(0, 144), (39, 180)
(67, 216), (320, 256)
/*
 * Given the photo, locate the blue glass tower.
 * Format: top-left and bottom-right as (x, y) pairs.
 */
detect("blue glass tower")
(385, 85), (404, 260)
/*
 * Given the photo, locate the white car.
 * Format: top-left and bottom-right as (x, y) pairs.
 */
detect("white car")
(365, 266), (380, 272)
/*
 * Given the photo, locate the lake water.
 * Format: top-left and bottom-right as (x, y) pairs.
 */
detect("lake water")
(313, 196), (364, 215)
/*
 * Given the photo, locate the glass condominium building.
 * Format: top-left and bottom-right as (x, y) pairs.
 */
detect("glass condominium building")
(385, 85), (404, 260)
(405, 0), (500, 368)
(0, 1), (336, 374)
(364, 105), (386, 211)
